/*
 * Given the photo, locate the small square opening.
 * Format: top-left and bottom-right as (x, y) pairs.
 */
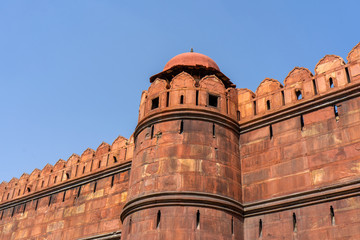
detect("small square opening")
(208, 94), (218, 108)
(151, 97), (159, 110)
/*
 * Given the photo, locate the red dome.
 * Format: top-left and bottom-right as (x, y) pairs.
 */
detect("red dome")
(163, 52), (220, 71)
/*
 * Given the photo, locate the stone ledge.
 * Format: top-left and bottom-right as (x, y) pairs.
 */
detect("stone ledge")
(120, 191), (244, 222)
(135, 107), (240, 138)
(0, 161), (131, 212)
(120, 177), (360, 220)
(240, 82), (360, 134)
(78, 231), (121, 240)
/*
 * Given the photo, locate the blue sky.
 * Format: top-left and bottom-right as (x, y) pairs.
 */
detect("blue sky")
(0, 0), (359, 182)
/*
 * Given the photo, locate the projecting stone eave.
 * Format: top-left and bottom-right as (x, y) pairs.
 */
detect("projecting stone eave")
(149, 65), (236, 88)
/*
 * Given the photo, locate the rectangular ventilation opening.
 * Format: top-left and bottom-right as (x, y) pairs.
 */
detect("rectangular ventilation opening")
(212, 123), (216, 138)
(237, 111), (240, 121)
(312, 79), (318, 95)
(111, 175), (115, 188)
(281, 90), (285, 105)
(329, 77), (334, 88)
(180, 95), (184, 104)
(330, 206), (335, 225)
(231, 217), (234, 235)
(266, 100), (271, 110)
(151, 125), (154, 139)
(77, 186), (82, 198)
(48, 195), (52, 206)
(269, 125), (273, 139)
(166, 92), (170, 107)
(334, 105), (339, 121)
(300, 115), (305, 131)
(226, 97), (229, 114)
(196, 210), (200, 230)
(93, 182), (97, 193)
(62, 191), (66, 202)
(179, 120), (184, 134)
(151, 97), (159, 110)
(259, 219), (262, 238)
(196, 90), (199, 106)
(345, 67), (351, 83)
(253, 101), (257, 115)
(156, 210), (161, 229)
(293, 213), (297, 233)
(208, 94), (218, 107)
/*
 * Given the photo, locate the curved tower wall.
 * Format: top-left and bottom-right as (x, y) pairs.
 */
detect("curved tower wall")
(121, 72), (243, 239)
(2, 43), (360, 240)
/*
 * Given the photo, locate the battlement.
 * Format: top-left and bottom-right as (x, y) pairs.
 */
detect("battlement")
(237, 42), (360, 123)
(2, 43), (360, 240)
(138, 72), (239, 123)
(0, 135), (134, 204)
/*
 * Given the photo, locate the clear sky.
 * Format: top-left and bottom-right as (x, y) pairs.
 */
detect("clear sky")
(0, 0), (359, 182)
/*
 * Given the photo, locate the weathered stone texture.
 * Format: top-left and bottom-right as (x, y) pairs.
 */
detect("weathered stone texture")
(0, 170), (129, 240)
(1, 43), (360, 239)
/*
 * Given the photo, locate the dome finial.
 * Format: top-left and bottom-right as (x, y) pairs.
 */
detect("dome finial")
(190, 48), (194, 53)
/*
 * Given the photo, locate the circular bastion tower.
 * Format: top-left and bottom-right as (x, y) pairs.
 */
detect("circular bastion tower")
(121, 51), (242, 239)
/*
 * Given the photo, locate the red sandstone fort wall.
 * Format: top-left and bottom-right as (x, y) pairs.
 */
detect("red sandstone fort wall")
(240, 43), (360, 203)
(0, 42), (359, 239)
(245, 196), (360, 239)
(0, 136), (133, 239)
(240, 43), (360, 239)
(122, 67), (242, 239)
(241, 95), (360, 202)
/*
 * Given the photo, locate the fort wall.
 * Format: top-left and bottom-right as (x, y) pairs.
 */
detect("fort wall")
(0, 42), (359, 239)
(244, 195), (360, 239)
(0, 136), (134, 239)
(122, 68), (242, 239)
(240, 43), (360, 202)
(239, 42), (360, 239)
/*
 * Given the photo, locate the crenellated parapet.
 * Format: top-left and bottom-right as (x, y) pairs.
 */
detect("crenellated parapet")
(237, 42), (360, 123)
(0, 135), (134, 204)
(138, 72), (239, 124)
